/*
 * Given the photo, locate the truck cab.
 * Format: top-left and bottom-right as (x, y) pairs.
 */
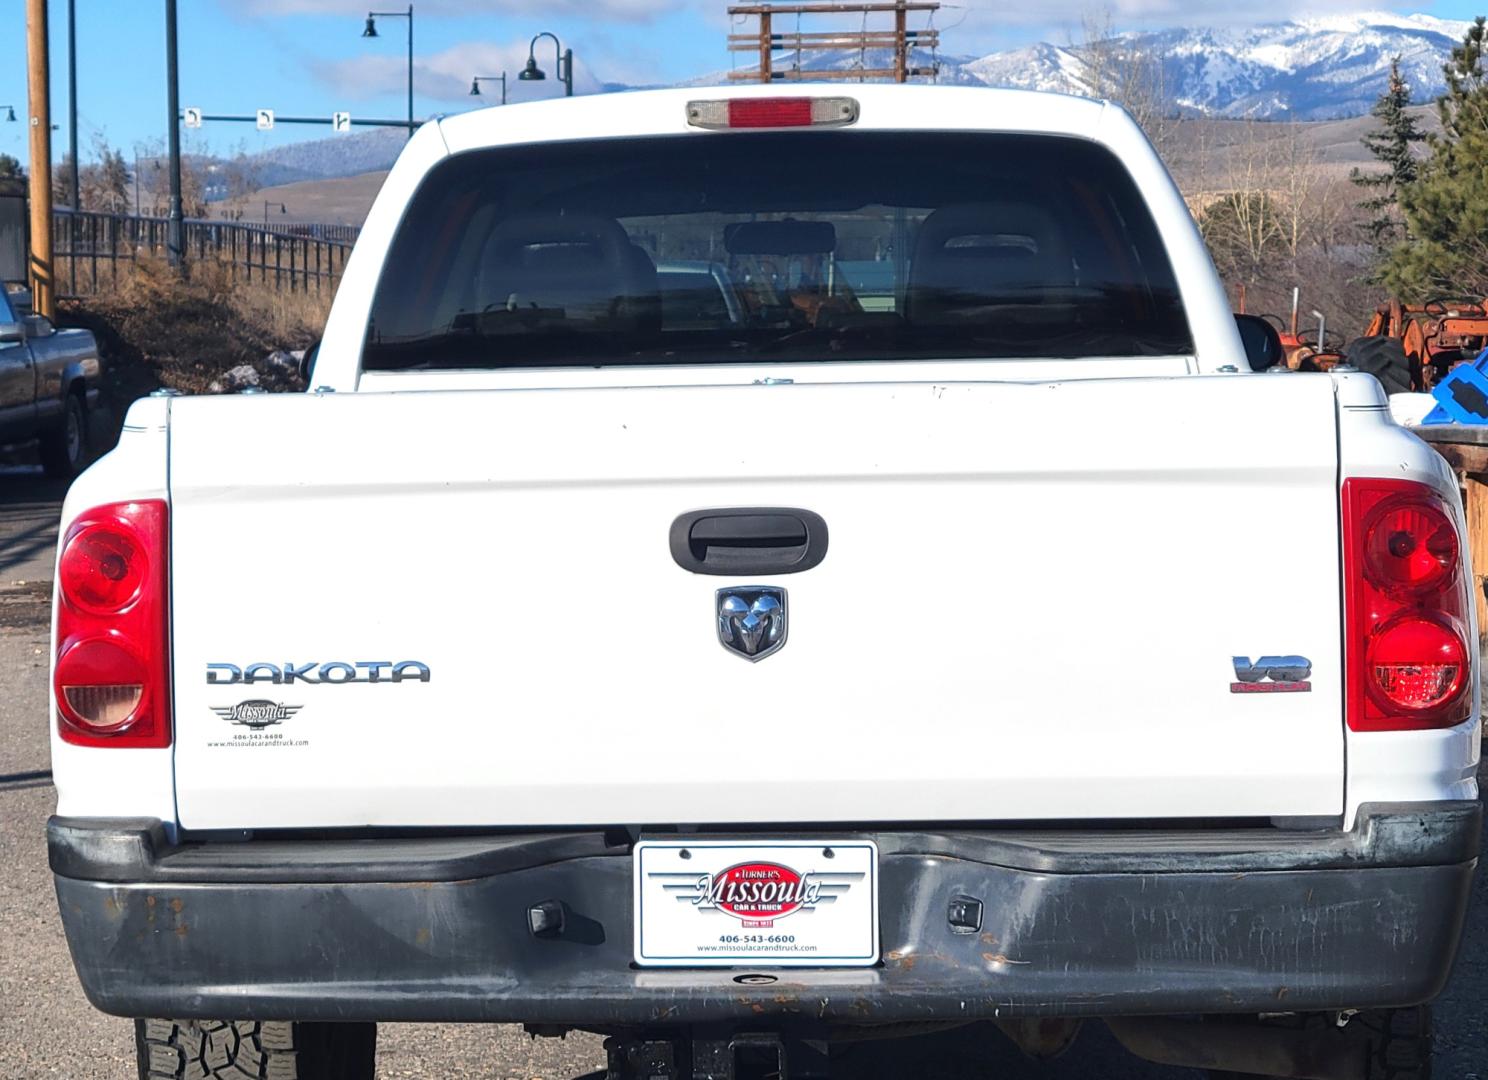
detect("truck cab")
(0, 284), (100, 475)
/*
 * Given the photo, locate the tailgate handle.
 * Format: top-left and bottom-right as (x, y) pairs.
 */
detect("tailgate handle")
(670, 508), (828, 575)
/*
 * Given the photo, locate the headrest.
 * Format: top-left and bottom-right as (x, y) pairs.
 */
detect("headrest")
(906, 202), (1075, 325)
(477, 213), (658, 332)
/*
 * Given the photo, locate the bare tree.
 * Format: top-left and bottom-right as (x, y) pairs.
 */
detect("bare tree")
(1075, 9), (1177, 159)
(1186, 116), (1377, 330)
(136, 137), (209, 219)
(1197, 118), (1287, 282)
(220, 140), (263, 215)
(82, 135), (131, 214)
(1269, 124), (1324, 264)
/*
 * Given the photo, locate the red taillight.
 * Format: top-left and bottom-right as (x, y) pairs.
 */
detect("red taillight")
(1362, 498), (1457, 594)
(1344, 478), (1472, 731)
(1368, 615), (1467, 712)
(54, 500), (171, 748)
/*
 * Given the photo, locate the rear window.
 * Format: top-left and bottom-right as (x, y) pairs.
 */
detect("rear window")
(363, 132), (1193, 371)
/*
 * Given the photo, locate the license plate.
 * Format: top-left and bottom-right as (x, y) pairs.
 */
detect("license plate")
(633, 840), (879, 967)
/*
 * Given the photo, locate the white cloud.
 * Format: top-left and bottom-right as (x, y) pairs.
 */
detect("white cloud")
(240, 0), (677, 23)
(316, 38), (615, 103)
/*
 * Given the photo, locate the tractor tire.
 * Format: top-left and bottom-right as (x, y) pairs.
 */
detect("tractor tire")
(1344, 336), (1413, 395)
(135, 1018), (377, 1080)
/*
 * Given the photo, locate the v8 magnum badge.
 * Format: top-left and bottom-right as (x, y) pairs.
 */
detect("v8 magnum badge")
(1231, 655), (1312, 693)
(717, 587), (787, 661)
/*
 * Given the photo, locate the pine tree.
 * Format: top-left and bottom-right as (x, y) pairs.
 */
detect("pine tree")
(0, 153), (23, 197)
(1438, 14), (1488, 141)
(1379, 17), (1488, 299)
(1350, 57), (1424, 250)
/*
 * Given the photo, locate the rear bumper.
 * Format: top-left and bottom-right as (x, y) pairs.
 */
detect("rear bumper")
(50, 802), (1480, 1025)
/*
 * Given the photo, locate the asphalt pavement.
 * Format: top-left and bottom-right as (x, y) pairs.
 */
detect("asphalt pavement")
(0, 466), (1484, 1079)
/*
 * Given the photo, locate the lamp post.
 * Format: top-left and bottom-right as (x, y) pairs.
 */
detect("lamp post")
(264, 201), (286, 228)
(469, 74), (507, 104)
(165, 0), (184, 269)
(1, 106), (16, 123)
(67, 0), (78, 210)
(519, 32), (573, 97)
(363, 6), (415, 139)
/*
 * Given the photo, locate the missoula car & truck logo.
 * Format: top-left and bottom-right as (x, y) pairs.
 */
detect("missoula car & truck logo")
(666, 861), (860, 929)
(211, 700), (301, 730)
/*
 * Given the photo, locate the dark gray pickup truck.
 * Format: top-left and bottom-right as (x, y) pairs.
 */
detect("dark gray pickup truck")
(0, 286), (100, 476)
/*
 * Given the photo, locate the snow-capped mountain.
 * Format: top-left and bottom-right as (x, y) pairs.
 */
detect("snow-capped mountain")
(239, 11), (1467, 187)
(725, 12), (1467, 120)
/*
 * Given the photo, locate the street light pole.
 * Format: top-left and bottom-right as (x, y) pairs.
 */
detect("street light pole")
(67, 0), (79, 210)
(519, 32), (574, 97)
(165, 0), (184, 269)
(469, 74), (507, 104)
(364, 7), (415, 139)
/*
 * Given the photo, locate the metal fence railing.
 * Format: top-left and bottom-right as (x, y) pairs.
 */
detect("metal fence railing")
(256, 221), (362, 245)
(52, 209), (359, 298)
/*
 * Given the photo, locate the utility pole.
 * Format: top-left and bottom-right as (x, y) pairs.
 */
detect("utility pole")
(758, 8), (772, 83)
(406, 4), (413, 141)
(728, 2), (940, 83)
(26, 0), (54, 319)
(165, 0), (184, 269)
(68, 0), (79, 210)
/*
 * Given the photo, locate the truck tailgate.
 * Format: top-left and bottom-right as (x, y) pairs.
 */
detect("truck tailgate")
(168, 374), (1344, 829)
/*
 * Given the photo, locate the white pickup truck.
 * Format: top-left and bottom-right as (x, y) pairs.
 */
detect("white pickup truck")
(47, 86), (1480, 1080)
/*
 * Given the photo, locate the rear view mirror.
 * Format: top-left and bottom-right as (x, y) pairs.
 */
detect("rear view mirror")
(724, 220), (837, 256)
(23, 314), (54, 339)
(1234, 313), (1284, 372)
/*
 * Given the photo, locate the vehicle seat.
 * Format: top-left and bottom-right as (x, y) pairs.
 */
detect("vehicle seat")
(475, 213), (659, 333)
(905, 202), (1075, 326)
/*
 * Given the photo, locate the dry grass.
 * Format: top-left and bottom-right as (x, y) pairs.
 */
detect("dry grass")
(45, 256), (333, 457)
(57, 255), (329, 402)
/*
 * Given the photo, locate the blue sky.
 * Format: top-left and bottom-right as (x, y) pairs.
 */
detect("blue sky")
(1, 0), (1485, 166)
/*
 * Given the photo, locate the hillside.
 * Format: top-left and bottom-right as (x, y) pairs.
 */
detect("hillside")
(959, 12), (1469, 120)
(241, 170), (390, 227)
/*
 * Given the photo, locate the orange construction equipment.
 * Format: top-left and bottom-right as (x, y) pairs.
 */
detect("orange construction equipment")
(1363, 298), (1488, 390)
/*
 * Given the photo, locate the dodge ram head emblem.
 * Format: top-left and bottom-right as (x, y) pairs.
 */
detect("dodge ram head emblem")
(717, 587), (787, 662)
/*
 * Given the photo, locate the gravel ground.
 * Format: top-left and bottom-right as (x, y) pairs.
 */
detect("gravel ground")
(1, 467), (1484, 1079)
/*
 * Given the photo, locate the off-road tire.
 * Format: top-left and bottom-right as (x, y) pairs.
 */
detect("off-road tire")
(1357, 1007), (1431, 1080)
(39, 391), (86, 478)
(1208, 1006), (1431, 1080)
(1344, 335), (1413, 396)
(135, 1018), (377, 1080)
